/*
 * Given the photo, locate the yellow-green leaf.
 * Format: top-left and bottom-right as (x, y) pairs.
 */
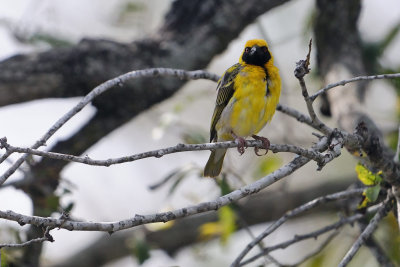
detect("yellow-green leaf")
(364, 184), (381, 202)
(198, 222), (221, 240)
(253, 156), (282, 178)
(219, 206), (236, 244)
(355, 163), (382, 186)
(358, 184), (381, 209)
(198, 206), (236, 245)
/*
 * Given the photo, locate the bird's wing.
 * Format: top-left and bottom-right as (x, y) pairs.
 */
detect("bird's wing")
(210, 63), (243, 142)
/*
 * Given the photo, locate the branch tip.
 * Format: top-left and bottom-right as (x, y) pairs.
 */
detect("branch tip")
(294, 39), (312, 79)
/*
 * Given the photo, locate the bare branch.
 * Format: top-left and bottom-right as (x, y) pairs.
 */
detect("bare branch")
(237, 204), (382, 267)
(236, 217), (278, 266)
(310, 73), (400, 102)
(357, 219), (396, 267)
(286, 230), (340, 267)
(232, 188), (364, 265)
(294, 40), (331, 136)
(0, 150), (12, 167)
(277, 104), (319, 130)
(0, 137), (327, 168)
(0, 68), (219, 186)
(0, 227), (54, 249)
(338, 193), (392, 267)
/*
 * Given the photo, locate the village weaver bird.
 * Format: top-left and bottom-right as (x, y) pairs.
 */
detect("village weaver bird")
(204, 39), (281, 177)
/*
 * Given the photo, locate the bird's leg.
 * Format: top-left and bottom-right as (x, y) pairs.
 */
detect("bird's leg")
(231, 131), (247, 155)
(251, 135), (270, 156)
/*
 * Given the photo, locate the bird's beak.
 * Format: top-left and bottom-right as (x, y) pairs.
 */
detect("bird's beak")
(250, 46), (257, 55)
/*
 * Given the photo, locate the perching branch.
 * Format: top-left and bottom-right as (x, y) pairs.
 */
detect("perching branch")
(0, 137), (328, 169)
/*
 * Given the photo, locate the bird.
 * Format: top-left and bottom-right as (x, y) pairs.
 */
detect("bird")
(203, 39), (281, 177)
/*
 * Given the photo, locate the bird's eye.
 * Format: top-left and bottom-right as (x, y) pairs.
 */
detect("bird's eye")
(263, 46), (268, 53)
(244, 47), (250, 53)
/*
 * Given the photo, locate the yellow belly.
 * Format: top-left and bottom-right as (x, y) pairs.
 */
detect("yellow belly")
(216, 65), (279, 141)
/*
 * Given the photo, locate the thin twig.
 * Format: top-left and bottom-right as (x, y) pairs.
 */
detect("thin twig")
(0, 150), (12, 165)
(285, 230), (340, 267)
(357, 218), (395, 267)
(310, 73), (400, 102)
(0, 227), (54, 248)
(236, 216), (282, 266)
(0, 68), (220, 186)
(294, 40), (331, 136)
(238, 204), (382, 266)
(338, 194), (392, 267)
(0, 138), (328, 168)
(277, 104), (319, 130)
(232, 188), (364, 266)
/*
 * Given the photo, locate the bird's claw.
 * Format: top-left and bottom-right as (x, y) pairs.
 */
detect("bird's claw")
(235, 136), (247, 155)
(252, 135), (270, 156)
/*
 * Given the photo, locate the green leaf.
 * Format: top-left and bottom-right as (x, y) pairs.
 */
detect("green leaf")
(358, 184), (381, 209)
(1, 249), (8, 267)
(304, 252), (326, 267)
(218, 178), (233, 196)
(355, 163), (382, 186)
(62, 202), (75, 213)
(364, 184), (381, 203)
(132, 239), (150, 265)
(46, 195), (60, 211)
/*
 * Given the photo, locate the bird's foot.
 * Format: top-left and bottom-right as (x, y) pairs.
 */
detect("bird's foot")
(252, 135), (270, 156)
(231, 131), (247, 155)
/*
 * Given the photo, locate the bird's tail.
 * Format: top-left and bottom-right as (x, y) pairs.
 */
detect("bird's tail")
(204, 149), (227, 177)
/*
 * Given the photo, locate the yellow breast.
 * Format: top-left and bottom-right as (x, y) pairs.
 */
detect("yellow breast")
(216, 63), (281, 141)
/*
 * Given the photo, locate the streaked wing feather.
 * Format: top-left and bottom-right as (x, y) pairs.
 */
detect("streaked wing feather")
(210, 63), (242, 141)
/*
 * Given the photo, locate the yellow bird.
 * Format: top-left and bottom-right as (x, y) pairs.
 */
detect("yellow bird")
(204, 39), (281, 177)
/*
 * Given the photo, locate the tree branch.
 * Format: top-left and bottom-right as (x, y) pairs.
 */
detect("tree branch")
(0, 68), (218, 186)
(0, 137), (328, 232)
(285, 230), (340, 267)
(310, 73), (400, 102)
(238, 204), (382, 266)
(294, 39), (332, 136)
(0, 137), (328, 168)
(232, 188), (364, 265)
(0, 227), (53, 249)
(53, 179), (356, 267)
(338, 193), (392, 267)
